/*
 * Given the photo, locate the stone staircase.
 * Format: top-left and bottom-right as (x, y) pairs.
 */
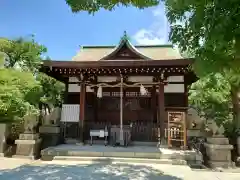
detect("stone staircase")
(41, 144), (202, 166)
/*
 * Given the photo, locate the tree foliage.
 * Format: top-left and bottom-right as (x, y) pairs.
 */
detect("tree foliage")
(37, 73), (64, 109)
(165, 0), (240, 75)
(0, 52), (4, 68)
(0, 37), (64, 122)
(189, 73), (231, 126)
(0, 37), (47, 72)
(0, 69), (42, 122)
(188, 72), (240, 138)
(65, 0), (159, 13)
(165, 0), (240, 133)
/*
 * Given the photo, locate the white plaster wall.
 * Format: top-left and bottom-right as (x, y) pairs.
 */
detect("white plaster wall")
(97, 76), (117, 82)
(128, 76), (153, 82)
(164, 84), (185, 93)
(69, 77), (79, 82)
(156, 84), (185, 93)
(68, 84), (94, 92)
(167, 76), (184, 82)
(61, 104), (79, 122)
(68, 84), (80, 92)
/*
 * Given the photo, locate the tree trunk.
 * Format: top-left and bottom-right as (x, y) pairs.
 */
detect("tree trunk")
(231, 86), (240, 130)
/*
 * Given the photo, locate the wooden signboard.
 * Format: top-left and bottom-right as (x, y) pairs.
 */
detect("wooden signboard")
(167, 111), (186, 149)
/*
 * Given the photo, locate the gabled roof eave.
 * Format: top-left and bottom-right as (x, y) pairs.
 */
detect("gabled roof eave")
(100, 32), (153, 60)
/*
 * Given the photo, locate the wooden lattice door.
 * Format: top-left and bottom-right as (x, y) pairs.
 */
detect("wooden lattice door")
(167, 111), (187, 149)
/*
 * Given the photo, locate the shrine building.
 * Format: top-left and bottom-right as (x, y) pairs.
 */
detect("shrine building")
(41, 32), (196, 149)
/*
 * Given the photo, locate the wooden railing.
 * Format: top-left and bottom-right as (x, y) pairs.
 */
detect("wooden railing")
(60, 111), (187, 148)
(60, 122), (79, 139)
(60, 121), (185, 144)
(84, 121), (162, 142)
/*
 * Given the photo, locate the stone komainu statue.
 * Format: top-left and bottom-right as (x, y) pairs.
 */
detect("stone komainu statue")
(24, 115), (38, 133)
(42, 108), (61, 125)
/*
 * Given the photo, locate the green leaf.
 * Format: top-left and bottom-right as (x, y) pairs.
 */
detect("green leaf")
(0, 37), (64, 122)
(65, 0), (159, 13)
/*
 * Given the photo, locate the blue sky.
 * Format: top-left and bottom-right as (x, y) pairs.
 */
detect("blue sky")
(0, 0), (169, 60)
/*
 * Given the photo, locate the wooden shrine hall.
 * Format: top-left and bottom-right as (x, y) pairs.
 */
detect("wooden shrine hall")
(41, 32), (196, 149)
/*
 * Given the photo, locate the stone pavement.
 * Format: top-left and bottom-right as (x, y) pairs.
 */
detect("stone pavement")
(0, 157), (240, 180)
(0, 157), (34, 170)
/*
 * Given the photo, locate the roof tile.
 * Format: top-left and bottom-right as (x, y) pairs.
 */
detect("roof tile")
(72, 45), (183, 61)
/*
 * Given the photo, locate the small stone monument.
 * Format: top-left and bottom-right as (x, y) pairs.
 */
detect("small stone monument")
(237, 136), (240, 165)
(204, 121), (234, 168)
(0, 123), (11, 157)
(14, 115), (42, 159)
(39, 108), (61, 149)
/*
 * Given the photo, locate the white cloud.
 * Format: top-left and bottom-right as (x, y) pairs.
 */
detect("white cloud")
(133, 3), (169, 45)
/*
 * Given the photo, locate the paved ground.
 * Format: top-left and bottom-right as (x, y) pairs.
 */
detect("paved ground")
(0, 157), (240, 180)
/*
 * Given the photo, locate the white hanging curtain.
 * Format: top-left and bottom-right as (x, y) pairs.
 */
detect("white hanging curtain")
(140, 84), (148, 96)
(97, 86), (103, 98)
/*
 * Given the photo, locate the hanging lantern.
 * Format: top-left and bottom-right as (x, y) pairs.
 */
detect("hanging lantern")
(140, 84), (148, 96)
(97, 86), (103, 98)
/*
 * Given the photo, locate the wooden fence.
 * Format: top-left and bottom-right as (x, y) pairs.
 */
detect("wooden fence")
(61, 121), (169, 142)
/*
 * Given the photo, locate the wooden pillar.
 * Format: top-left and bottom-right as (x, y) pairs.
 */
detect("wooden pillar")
(79, 82), (86, 143)
(184, 74), (188, 107)
(183, 75), (188, 149)
(123, 86), (126, 125)
(151, 85), (157, 123)
(158, 81), (166, 145)
(64, 80), (69, 104)
(94, 87), (98, 122)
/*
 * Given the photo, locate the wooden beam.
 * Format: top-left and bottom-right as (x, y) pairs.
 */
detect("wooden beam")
(43, 59), (193, 68)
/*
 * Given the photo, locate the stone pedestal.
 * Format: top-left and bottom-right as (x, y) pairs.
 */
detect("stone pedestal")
(0, 123), (11, 157)
(14, 133), (42, 160)
(39, 125), (61, 149)
(204, 136), (234, 168)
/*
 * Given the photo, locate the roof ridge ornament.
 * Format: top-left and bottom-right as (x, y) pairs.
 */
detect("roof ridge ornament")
(100, 31), (152, 60)
(120, 30), (130, 42)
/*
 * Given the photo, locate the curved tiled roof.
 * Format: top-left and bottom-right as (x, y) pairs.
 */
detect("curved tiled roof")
(72, 32), (183, 61)
(72, 45), (183, 61)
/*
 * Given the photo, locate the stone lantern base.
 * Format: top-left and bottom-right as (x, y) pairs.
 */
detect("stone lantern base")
(0, 123), (11, 157)
(39, 125), (61, 149)
(236, 136), (240, 166)
(13, 133), (42, 160)
(204, 136), (235, 168)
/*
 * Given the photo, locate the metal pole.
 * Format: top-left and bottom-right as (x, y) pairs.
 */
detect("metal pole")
(119, 75), (124, 144)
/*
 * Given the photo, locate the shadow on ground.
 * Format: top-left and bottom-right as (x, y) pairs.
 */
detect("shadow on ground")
(0, 161), (183, 180)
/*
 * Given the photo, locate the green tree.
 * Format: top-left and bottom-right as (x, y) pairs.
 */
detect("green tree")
(0, 52), (4, 68)
(0, 69), (42, 122)
(65, 0), (159, 13)
(189, 73), (231, 125)
(0, 37), (64, 123)
(37, 72), (65, 113)
(165, 0), (240, 131)
(0, 37), (47, 72)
